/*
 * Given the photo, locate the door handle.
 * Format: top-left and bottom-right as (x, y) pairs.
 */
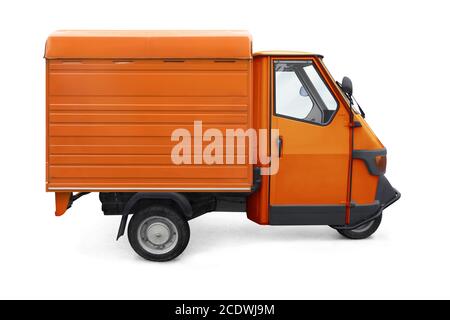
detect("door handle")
(277, 136), (283, 157)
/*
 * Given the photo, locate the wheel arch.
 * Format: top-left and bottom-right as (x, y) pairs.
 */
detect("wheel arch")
(126, 193), (193, 218)
(116, 192), (193, 240)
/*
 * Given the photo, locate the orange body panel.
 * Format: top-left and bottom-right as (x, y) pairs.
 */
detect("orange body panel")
(351, 159), (379, 204)
(269, 57), (351, 206)
(46, 32), (253, 192)
(45, 30), (252, 60)
(319, 64), (382, 206)
(353, 114), (384, 150)
(247, 56), (271, 224)
(270, 115), (350, 204)
(350, 113), (385, 204)
(55, 192), (71, 216)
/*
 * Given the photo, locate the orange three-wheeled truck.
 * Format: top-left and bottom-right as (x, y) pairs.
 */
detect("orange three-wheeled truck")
(45, 30), (400, 261)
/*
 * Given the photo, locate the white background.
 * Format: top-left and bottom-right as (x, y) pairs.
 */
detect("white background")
(0, 0), (449, 299)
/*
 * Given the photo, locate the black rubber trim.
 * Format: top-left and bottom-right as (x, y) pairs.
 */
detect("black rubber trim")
(251, 167), (262, 193)
(269, 186), (400, 228)
(351, 121), (362, 128)
(116, 192), (193, 240)
(333, 209), (383, 231)
(332, 188), (401, 230)
(269, 205), (346, 225)
(376, 175), (397, 206)
(349, 201), (381, 225)
(353, 148), (386, 176)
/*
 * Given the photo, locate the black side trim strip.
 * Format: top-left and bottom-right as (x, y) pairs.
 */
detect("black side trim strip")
(269, 205), (346, 225)
(353, 148), (386, 176)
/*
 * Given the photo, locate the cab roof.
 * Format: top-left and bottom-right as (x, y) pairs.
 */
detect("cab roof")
(45, 30), (252, 60)
(253, 50), (323, 58)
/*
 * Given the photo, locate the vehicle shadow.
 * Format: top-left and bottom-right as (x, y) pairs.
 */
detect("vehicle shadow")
(186, 212), (342, 257)
(78, 211), (347, 262)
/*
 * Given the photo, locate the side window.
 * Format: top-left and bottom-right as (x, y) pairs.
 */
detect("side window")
(275, 71), (314, 119)
(274, 60), (338, 125)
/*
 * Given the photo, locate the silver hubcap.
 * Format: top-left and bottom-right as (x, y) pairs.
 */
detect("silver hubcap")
(352, 220), (375, 233)
(138, 216), (178, 255)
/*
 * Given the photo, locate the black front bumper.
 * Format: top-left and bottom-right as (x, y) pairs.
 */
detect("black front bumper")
(332, 175), (401, 230)
(376, 175), (400, 208)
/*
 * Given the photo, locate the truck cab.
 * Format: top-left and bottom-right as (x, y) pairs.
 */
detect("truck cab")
(248, 52), (399, 234)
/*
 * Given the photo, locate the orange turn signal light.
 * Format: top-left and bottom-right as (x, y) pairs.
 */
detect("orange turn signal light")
(375, 155), (387, 174)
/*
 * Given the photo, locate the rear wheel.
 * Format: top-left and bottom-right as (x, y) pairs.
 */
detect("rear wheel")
(336, 215), (382, 240)
(128, 205), (190, 261)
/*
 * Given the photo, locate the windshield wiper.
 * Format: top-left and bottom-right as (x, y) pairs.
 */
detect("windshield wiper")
(352, 95), (366, 118)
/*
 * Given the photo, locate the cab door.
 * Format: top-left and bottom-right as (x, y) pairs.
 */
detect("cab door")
(269, 57), (351, 225)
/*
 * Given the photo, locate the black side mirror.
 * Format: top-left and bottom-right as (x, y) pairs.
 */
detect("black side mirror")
(341, 76), (353, 96)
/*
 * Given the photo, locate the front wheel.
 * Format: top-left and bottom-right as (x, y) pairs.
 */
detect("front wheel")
(128, 206), (190, 262)
(336, 215), (382, 240)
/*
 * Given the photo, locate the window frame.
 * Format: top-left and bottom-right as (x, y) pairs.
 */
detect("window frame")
(273, 58), (339, 126)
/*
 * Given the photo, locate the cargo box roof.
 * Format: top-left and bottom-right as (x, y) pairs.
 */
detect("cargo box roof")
(45, 30), (252, 60)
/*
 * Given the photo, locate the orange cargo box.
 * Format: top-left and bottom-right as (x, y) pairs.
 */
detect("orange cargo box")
(45, 30), (253, 192)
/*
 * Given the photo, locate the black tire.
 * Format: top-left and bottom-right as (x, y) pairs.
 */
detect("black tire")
(128, 205), (190, 262)
(336, 215), (382, 240)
